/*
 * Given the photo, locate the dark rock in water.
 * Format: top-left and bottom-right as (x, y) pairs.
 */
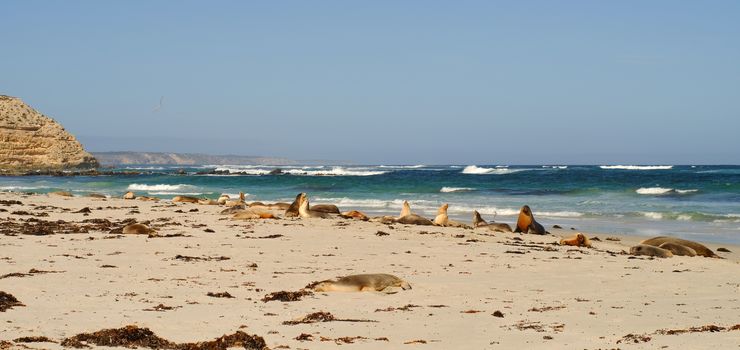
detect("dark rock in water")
(717, 247), (731, 253)
(552, 225), (562, 229)
(177, 169), (186, 175)
(268, 168), (283, 175)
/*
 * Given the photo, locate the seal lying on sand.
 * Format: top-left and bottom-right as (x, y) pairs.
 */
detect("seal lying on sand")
(298, 195), (332, 219)
(172, 195), (200, 203)
(630, 244), (673, 258)
(395, 201), (434, 226)
(433, 204), (470, 228)
(658, 242), (697, 257)
(232, 209), (276, 220)
(198, 199), (218, 205)
(217, 194), (230, 205)
(514, 205), (547, 234)
(313, 274), (411, 292)
(122, 223), (157, 236)
(472, 211), (512, 232)
(640, 236), (717, 258)
(138, 196), (160, 202)
(123, 191), (136, 200)
(559, 233), (592, 248)
(340, 210), (369, 221)
(285, 193), (305, 218)
(87, 193), (107, 199)
(310, 204), (341, 214)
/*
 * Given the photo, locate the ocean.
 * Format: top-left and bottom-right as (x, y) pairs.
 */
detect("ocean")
(2, 164), (739, 244)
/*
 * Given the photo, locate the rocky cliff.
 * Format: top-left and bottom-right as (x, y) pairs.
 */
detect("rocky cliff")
(0, 95), (98, 174)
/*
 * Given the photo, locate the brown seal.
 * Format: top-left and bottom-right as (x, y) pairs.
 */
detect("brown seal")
(658, 242), (697, 257)
(640, 236), (717, 258)
(472, 210), (512, 232)
(87, 193), (107, 199)
(285, 193), (305, 217)
(340, 210), (369, 221)
(310, 204), (341, 214)
(433, 204), (470, 228)
(630, 244), (673, 258)
(313, 273), (411, 292)
(559, 233), (591, 248)
(298, 195), (332, 219)
(224, 192), (246, 207)
(514, 205), (546, 234)
(122, 223), (157, 236)
(172, 195), (200, 203)
(123, 191), (136, 200)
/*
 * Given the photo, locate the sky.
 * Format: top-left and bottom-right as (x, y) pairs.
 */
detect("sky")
(1, 1), (739, 164)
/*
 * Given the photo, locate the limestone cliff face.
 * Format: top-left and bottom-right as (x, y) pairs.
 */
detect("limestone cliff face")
(0, 95), (98, 173)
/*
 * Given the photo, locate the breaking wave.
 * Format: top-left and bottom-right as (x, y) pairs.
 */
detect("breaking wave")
(461, 165), (525, 175)
(636, 187), (699, 195)
(600, 165), (673, 170)
(440, 187), (476, 193)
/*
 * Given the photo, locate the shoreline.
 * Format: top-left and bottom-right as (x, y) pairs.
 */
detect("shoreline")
(1, 191), (739, 349)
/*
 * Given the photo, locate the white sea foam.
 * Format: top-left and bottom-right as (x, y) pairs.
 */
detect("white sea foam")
(542, 165), (568, 169)
(379, 165), (425, 169)
(636, 187), (699, 195)
(214, 166), (386, 176)
(127, 184), (195, 191)
(149, 192), (204, 196)
(461, 165), (524, 175)
(600, 165), (673, 170)
(0, 186), (42, 191)
(643, 212), (664, 220)
(440, 187), (475, 193)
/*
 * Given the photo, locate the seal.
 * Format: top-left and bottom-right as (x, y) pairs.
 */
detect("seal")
(298, 195), (332, 219)
(472, 210), (513, 232)
(640, 236), (717, 258)
(123, 191), (136, 200)
(198, 199), (219, 205)
(559, 233), (591, 248)
(394, 201), (434, 226)
(224, 192), (246, 207)
(232, 209), (276, 220)
(433, 204), (470, 228)
(220, 205), (246, 215)
(217, 194), (230, 205)
(122, 223), (157, 236)
(172, 195), (200, 203)
(313, 273), (411, 292)
(514, 205), (546, 234)
(137, 196), (160, 202)
(630, 244), (673, 258)
(340, 210), (369, 221)
(285, 193), (305, 218)
(310, 204), (340, 214)
(87, 193), (107, 199)
(658, 242), (697, 257)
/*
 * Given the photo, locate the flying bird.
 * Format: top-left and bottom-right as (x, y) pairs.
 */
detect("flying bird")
(152, 96), (164, 112)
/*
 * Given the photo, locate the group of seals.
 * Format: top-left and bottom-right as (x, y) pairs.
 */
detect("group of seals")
(630, 236), (718, 258)
(313, 273), (411, 293)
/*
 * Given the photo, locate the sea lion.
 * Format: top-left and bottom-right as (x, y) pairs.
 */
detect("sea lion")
(172, 195), (200, 203)
(123, 191), (136, 200)
(340, 210), (369, 221)
(514, 205), (547, 234)
(49, 191), (73, 197)
(400, 200), (412, 218)
(285, 193), (306, 217)
(268, 202), (291, 210)
(310, 204), (341, 214)
(433, 204), (470, 228)
(393, 200), (434, 226)
(220, 205), (247, 215)
(217, 194), (230, 205)
(559, 233), (592, 248)
(122, 223), (157, 236)
(472, 210), (513, 232)
(87, 193), (107, 199)
(298, 196), (332, 219)
(198, 199), (219, 205)
(232, 209), (276, 220)
(224, 192), (246, 207)
(138, 196), (160, 202)
(249, 201), (266, 207)
(313, 273), (411, 293)
(640, 236), (717, 258)
(658, 242), (697, 257)
(630, 244), (673, 258)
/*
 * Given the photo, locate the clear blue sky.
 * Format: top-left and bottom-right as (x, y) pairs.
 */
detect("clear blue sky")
(2, 1), (739, 164)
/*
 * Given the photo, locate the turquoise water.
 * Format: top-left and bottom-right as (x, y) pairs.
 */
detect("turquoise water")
(2, 164), (739, 244)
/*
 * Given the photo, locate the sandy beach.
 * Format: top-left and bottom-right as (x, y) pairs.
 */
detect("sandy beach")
(1, 191), (739, 349)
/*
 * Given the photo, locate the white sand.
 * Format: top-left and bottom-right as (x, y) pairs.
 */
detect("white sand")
(1, 191), (739, 349)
